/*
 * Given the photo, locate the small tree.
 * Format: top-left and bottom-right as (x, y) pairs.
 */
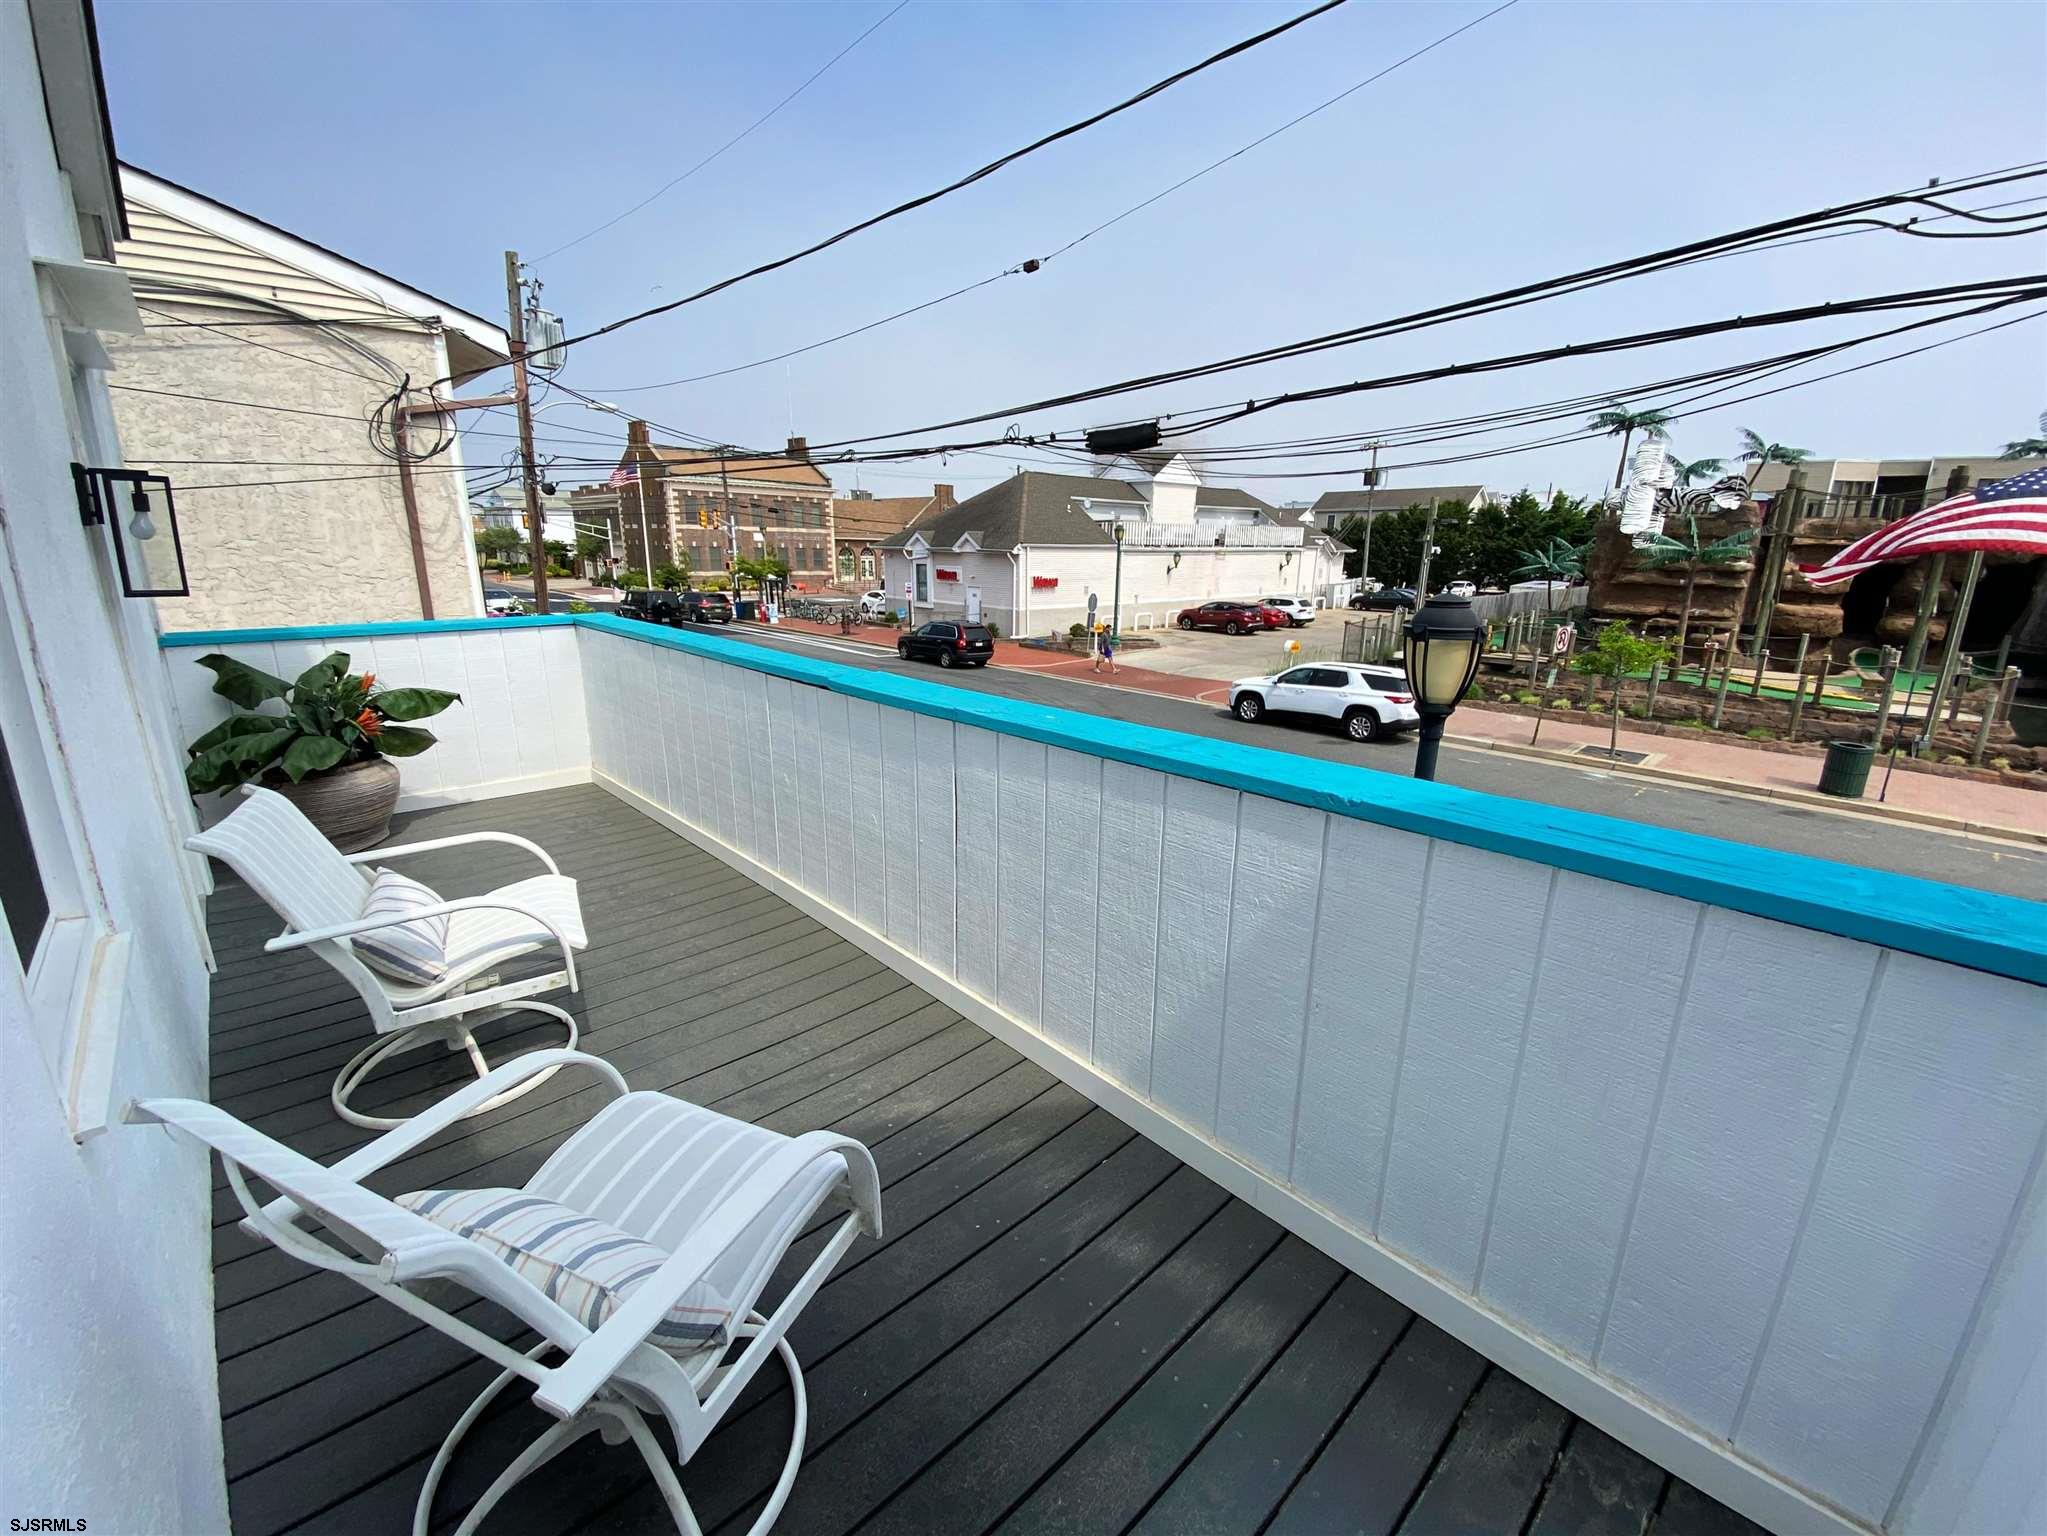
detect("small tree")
(1737, 428), (1811, 489)
(544, 539), (569, 571)
(477, 525), (522, 570)
(2000, 437), (2047, 460)
(1588, 402), (1674, 488)
(1573, 621), (1672, 758)
(1637, 515), (1755, 660)
(653, 562), (689, 591)
(1669, 456), (1726, 488)
(1509, 538), (1584, 612)
(575, 531), (607, 563)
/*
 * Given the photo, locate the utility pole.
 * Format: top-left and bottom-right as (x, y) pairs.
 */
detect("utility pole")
(720, 450), (738, 599)
(504, 250), (548, 614)
(1414, 498), (1438, 599)
(390, 398), (435, 619)
(1360, 444), (1380, 587)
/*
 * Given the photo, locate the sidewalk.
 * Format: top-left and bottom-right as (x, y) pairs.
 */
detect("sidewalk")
(738, 618), (2047, 843)
(1450, 705), (2047, 842)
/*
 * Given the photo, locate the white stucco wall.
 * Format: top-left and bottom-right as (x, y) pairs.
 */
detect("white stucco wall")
(103, 304), (483, 628)
(0, 5), (226, 1529)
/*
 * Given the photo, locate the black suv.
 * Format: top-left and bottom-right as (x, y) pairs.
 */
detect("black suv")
(617, 588), (685, 626)
(897, 621), (994, 669)
(679, 591), (733, 624)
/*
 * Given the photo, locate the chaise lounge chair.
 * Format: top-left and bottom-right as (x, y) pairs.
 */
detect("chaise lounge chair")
(189, 786), (587, 1129)
(128, 1050), (882, 1536)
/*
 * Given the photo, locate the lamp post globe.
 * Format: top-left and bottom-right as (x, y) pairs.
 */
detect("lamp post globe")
(1403, 592), (1485, 781)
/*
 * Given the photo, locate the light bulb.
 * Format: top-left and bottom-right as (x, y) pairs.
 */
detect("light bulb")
(129, 489), (157, 541)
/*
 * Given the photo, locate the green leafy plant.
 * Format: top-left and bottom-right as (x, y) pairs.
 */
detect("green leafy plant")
(1515, 690), (1541, 706)
(984, 620), (1001, 639)
(1068, 622), (1087, 639)
(1509, 538), (1585, 611)
(1636, 515), (1755, 657)
(653, 562), (690, 591)
(1573, 621), (1673, 758)
(1587, 402), (1673, 488)
(2000, 439), (2047, 460)
(1744, 726), (1777, 740)
(567, 599), (594, 614)
(476, 526), (522, 569)
(184, 652), (459, 796)
(1737, 428), (1812, 489)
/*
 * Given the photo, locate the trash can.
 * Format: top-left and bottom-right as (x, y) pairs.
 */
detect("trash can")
(735, 599), (759, 621)
(1818, 739), (1875, 798)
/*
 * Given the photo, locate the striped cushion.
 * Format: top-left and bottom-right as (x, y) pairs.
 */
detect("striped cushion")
(396, 1188), (732, 1357)
(351, 868), (450, 984)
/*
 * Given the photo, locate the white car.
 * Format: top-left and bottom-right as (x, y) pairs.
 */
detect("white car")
(1443, 580), (1476, 599)
(1261, 595), (1316, 626)
(857, 589), (890, 617)
(1229, 664), (1420, 743)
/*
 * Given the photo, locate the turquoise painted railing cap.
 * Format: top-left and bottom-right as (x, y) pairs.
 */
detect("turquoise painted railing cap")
(162, 613), (2047, 985)
(159, 615), (574, 647)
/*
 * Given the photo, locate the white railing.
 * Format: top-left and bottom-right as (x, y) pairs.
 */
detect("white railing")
(1116, 522), (1306, 548)
(156, 614), (2047, 1536)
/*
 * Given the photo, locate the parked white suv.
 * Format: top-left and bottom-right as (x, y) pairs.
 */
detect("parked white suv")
(1228, 664), (1420, 743)
(1261, 595), (1316, 626)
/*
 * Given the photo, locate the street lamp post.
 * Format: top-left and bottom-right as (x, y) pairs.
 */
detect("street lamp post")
(1110, 522), (1125, 639)
(1403, 592), (1486, 782)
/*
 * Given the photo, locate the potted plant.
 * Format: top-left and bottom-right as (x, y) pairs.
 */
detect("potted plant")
(183, 651), (459, 851)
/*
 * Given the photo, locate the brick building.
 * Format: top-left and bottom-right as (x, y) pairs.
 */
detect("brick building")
(607, 421), (834, 588)
(832, 484), (955, 588)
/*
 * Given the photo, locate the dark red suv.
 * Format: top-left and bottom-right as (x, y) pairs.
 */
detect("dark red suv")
(1176, 600), (1285, 635)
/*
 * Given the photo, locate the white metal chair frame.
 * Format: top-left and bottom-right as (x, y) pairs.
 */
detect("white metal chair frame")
(190, 788), (588, 1129)
(128, 1051), (883, 1536)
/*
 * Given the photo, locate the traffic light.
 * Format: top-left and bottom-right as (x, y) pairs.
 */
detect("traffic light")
(697, 505), (710, 529)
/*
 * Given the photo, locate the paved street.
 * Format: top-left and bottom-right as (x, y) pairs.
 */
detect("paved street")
(710, 622), (2047, 898)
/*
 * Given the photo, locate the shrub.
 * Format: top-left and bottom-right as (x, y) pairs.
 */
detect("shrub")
(1744, 726), (1776, 740)
(567, 599), (594, 614)
(1515, 691), (1541, 706)
(1671, 717), (1707, 730)
(1069, 622), (1087, 639)
(1941, 753), (1969, 766)
(984, 620), (1001, 639)
(1549, 698), (1573, 711)
(1991, 756), (2013, 771)
(1586, 700), (1607, 714)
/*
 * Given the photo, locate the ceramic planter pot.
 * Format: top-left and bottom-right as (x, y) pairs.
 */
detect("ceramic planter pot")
(269, 757), (400, 853)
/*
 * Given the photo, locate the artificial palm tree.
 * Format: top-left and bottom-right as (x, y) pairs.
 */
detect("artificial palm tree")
(1588, 403), (1674, 488)
(1737, 428), (1812, 488)
(1510, 538), (1585, 612)
(1636, 515), (1755, 660)
(2000, 437), (2047, 459)
(1669, 456), (1726, 488)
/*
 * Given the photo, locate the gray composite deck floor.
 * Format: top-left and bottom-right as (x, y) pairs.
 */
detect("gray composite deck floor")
(202, 783), (1765, 1536)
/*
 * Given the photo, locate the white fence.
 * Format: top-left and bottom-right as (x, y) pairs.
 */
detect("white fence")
(577, 615), (2045, 1536)
(160, 617), (590, 823)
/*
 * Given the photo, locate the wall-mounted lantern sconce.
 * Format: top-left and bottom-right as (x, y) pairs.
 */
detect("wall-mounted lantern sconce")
(1167, 551), (1182, 575)
(73, 464), (188, 597)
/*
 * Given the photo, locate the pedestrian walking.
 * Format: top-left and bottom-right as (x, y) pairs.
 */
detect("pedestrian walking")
(1093, 624), (1117, 675)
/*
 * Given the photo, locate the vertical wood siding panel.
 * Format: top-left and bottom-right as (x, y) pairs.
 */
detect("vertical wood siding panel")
(1378, 842), (1552, 1287)
(879, 707), (921, 952)
(1479, 875), (1700, 1357)
(619, 642), (654, 801)
(365, 637), (442, 796)
(1894, 1154), (2047, 1536)
(656, 644), (691, 818)
(411, 634), (482, 791)
(995, 735), (1048, 1030)
(1038, 747), (1102, 1059)
(744, 672), (779, 871)
(845, 698), (886, 934)
(818, 692), (857, 917)
(1735, 957), (2047, 1521)
(696, 657), (736, 845)
(914, 715), (958, 976)
(1289, 817), (1430, 1232)
(164, 647), (227, 765)
(765, 677), (804, 879)
(1213, 797), (1326, 1179)
(506, 630), (560, 781)
(952, 724), (1002, 1000)
(1090, 760), (1165, 1092)
(545, 626), (587, 770)
(454, 633), (517, 786)
(1600, 911), (1876, 1437)
(647, 640), (679, 811)
(794, 685), (828, 899)
(1150, 778), (1238, 1132)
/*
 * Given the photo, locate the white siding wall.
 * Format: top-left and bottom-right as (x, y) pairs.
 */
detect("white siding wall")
(161, 622), (589, 823)
(580, 622), (2046, 1536)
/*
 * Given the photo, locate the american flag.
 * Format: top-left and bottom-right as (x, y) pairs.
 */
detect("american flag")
(607, 462), (638, 488)
(1799, 467), (2047, 588)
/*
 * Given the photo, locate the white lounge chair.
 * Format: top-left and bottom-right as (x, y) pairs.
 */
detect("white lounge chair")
(128, 1050), (882, 1536)
(189, 787), (587, 1129)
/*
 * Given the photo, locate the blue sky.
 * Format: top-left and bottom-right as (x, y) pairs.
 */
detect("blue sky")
(97, 0), (2047, 504)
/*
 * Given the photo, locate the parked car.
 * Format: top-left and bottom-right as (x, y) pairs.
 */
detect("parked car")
(1262, 596), (1316, 626)
(482, 590), (525, 617)
(898, 620), (994, 668)
(617, 588), (685, 626)
(1176, 600), (1286, 635)
(858, 589), (890, 617)
(1349, 587), (1418, 611)
(679, 591), (734, 624)
(1228, 664), (1419, 743)
(1443, 580), (1477, 599)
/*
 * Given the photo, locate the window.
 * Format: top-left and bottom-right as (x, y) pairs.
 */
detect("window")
(1302, 669), (1348, 688)
(838, 548), (854, 581)
(914, 564), (931, 603)
(860, 552), (876, 581)
(1277, 668), (1317, 686)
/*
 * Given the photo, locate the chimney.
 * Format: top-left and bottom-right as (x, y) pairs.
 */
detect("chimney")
(786, 435), (809, 460)
(627, 418), (651, 450)
(933, 483), (956, 508)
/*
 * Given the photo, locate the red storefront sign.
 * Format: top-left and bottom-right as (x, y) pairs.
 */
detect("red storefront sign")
(936, 567), (959, 582)
(1031, 575), (1059, 589)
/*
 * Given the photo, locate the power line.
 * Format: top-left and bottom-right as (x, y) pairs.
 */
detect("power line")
(535, 0), (911, 264)
(588, 0), (1519, 396)
(108, 382), (371, 423)
(134, 303), (395, 385)
(434, 0), (1353, 387)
